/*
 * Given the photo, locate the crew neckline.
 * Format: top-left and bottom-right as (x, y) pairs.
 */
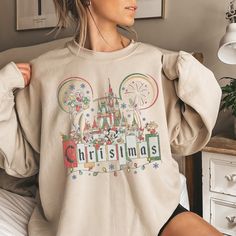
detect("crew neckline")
(66, 38), (140, 60)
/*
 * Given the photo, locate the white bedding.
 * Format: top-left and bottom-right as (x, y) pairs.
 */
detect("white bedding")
(0, 189), (35, 236)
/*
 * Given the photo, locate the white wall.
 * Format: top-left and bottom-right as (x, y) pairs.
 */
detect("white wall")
(0, 0), (235, 134)
(136, 0), (235, 79)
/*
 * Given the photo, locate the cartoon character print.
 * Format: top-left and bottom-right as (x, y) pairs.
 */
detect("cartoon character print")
(58, 73), (161, 178)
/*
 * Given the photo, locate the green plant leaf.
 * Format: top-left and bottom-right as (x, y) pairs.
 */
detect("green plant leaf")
(220, 77), (236, 116)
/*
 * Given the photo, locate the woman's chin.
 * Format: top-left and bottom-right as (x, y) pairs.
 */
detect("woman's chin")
(122, 18), (135, 27)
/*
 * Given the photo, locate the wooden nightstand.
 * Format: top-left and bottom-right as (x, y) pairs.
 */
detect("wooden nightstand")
(202, 135), (236, 236)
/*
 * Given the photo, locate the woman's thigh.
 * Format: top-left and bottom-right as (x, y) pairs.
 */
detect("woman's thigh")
(160, 212), (223, 236)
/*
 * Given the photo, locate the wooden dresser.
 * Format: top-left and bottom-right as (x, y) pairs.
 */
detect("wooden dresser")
(202, 134), (236, 236)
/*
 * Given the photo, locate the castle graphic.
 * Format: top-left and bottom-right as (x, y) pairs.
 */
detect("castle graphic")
(59, 76), (161, 176)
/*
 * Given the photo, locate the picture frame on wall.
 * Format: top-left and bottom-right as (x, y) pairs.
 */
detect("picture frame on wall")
(135, 0), (165, 19)
(16, 0), (58, 30)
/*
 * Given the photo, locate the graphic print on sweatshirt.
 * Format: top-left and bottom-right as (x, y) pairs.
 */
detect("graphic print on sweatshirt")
(57, 73), (161, 178)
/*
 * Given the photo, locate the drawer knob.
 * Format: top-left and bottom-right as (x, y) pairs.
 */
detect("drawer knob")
(226, 216), (236, 224)
(225, 174), (236, 182)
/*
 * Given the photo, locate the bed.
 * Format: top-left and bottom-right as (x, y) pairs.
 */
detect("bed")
(0, 37), (190, 235)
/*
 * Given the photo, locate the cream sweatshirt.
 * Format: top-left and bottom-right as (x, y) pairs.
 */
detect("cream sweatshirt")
(0, 39), (222, 236)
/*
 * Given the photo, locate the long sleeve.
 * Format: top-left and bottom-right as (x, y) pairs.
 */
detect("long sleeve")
(162, 51), (222, 156)
(0, 62), (39, 178)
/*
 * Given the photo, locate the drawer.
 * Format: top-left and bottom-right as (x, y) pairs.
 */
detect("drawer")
(210, 198), (236, 236)
(210, 159), (236, 196)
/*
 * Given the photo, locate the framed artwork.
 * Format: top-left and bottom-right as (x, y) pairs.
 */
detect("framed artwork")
(16, 0), (58, 30)
(135, 0), (165, 19)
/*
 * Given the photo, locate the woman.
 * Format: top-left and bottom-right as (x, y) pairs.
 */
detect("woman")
(1, 0), (223, 235)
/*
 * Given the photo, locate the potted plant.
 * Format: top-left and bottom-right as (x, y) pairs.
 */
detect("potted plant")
(220, 77), (236, 137)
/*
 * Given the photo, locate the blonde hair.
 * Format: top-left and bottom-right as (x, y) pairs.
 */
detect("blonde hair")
(53, 0), (138, 48)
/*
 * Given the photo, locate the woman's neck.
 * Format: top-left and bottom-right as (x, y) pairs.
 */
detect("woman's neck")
(85, 12), (131, 52)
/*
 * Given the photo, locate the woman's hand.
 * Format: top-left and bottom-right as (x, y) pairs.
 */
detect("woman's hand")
(16, 63), (31, 87)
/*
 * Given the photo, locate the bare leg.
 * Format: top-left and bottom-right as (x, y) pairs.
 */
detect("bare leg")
(160, 212), (223, 236)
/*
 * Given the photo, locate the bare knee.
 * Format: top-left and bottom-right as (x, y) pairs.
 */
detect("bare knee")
(160, 212), (223, 236)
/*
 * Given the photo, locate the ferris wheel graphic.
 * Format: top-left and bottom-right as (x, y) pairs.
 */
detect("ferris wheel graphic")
(119, 73), (159, 110)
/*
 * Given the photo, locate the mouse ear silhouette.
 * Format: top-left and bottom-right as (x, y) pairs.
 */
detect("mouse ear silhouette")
(57, 77), (93, 113)
(119, 73), (159, 110)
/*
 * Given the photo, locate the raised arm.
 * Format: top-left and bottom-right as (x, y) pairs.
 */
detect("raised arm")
(162, 51), (222, 156)
(0, 62), (39, 178)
